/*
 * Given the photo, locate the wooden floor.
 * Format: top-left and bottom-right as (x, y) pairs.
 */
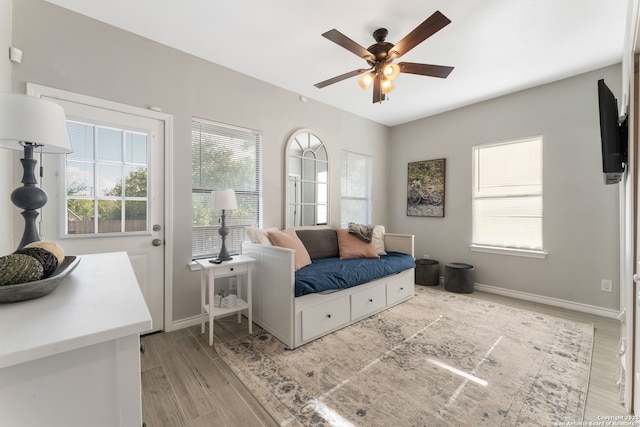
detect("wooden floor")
(140, 285), (628, 426)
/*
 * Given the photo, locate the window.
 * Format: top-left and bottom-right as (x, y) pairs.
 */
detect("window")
(192, 118), (262, 259)
(340, 151), (372, 227)
(472, 136), (544, 256)
(65, 120), (149, 235)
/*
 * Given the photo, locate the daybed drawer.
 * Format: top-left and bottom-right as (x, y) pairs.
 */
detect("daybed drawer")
(351, 285), (386, 320)
(386, 275), (413, 305)
(301, 297), (350, 342)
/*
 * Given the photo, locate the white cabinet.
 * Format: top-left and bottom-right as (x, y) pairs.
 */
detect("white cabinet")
(0, 252), (152, 427)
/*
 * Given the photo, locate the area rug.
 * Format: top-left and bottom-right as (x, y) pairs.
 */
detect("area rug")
(216, 286), (593, 426)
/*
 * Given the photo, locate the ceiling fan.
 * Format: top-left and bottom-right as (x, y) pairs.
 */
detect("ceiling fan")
(314, 10), (454, 103)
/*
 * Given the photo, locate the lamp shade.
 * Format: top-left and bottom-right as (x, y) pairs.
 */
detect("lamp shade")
(210, 189), (238, 211)
(0, 92), (71, 153)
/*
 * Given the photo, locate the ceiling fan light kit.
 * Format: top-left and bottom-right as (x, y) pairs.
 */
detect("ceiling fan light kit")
(358, 72), (375, 90)
(314, 10), (454, 104)
(384, 63), (401, 81)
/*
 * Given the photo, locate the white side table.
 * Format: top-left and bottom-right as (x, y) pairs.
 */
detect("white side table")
(196, 255), (255, 346)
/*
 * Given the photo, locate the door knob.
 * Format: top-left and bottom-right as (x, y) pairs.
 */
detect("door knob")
(152, 239), (163, 246)
(634, 274), (640, 283)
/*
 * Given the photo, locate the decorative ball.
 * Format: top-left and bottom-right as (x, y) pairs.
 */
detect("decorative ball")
(0, 254), (44, 286)
(24, 241), (65, 265)
(15, 247), (59, 279)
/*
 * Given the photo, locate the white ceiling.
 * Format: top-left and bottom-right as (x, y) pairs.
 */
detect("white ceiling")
(46, 0), (628, 127)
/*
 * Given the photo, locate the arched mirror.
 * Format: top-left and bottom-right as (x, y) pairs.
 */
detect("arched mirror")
(285, 129), (329, 227)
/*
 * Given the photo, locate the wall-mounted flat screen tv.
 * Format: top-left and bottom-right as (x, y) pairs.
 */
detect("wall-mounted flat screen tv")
(598, 78), (628, 185)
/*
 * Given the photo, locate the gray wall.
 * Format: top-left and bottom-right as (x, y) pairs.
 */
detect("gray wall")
(389, 65), (621, 311)
(0, 0), (13, 255)
(10, 0), (389, 322)
(8, 0), (621, 321)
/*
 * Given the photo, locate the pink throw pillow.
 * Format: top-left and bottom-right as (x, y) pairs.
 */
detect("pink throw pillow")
(267, 229), (312, 270)
(336, 228), (380, 260)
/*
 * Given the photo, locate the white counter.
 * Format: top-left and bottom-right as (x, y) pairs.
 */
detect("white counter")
(0, 251), (152, 426)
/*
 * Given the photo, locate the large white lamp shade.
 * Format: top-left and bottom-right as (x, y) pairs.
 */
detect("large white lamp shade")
(0, 92), (71, 153)
(0, 92), (72, 249)
(210, 189), (238, 211)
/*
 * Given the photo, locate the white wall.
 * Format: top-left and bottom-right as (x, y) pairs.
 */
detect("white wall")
(389, 65), (622, 311)
(10, 0), (389, 322)
(0, 0), (13, 254)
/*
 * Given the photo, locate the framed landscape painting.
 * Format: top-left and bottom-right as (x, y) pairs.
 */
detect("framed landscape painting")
(407, 158), (446, 217)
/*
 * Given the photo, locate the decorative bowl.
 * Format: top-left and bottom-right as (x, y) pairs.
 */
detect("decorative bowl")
(0, 256), (80, 303)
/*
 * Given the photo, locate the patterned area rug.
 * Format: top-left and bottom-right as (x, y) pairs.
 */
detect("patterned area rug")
(216, 286), (593, 426)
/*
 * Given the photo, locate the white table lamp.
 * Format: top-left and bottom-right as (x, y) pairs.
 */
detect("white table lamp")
(0, 92), (72, 249)
(210, 189), (238, 261)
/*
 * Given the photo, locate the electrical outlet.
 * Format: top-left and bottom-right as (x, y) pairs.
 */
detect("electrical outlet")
(229, 277), (237, 291)
(423, 254), (430, 259)
(601, 279), (613, 293)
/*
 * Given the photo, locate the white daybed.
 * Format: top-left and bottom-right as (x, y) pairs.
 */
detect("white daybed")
(241, 231), (415, 349)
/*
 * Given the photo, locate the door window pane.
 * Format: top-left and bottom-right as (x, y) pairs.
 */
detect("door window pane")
(98, 199), (122, 233)
(125, 200), (147, 232)
(66, 198), (94, 234)
(66, 161), (94, 197)
(97, 127), (122, 161)
(124, 166), (147, 197)
(66, 122), (94, 160)
(126, 132), (148, 164)
(65, 120), (150, 235)
(97, 164), (122, 196)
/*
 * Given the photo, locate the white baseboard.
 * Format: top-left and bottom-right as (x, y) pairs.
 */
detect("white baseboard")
(473, 282), (620, 319)
(171, 312), (250, 331)
(171, 279), (620, 330)
(172, 315), (201, 331)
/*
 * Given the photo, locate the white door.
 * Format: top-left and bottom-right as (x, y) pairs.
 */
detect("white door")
(33, 90), (166, 333)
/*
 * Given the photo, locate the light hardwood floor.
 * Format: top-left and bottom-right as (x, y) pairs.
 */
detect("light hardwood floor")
(140, 284), (628, 426)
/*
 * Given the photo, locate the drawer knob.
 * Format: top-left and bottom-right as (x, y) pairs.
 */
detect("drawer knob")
(327, 314), (332, 319)
(369, 298), (373, 302)
(230, 267), (234, 271)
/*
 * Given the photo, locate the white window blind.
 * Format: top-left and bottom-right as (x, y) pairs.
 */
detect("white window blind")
(340, 151), (372, 227)
(192, 118), (262, 259)
(472, 136), (543, 252)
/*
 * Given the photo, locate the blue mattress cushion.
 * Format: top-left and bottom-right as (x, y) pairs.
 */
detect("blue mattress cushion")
(294, 251), (416, 297)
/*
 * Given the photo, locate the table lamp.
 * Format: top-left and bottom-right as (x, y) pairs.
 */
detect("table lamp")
(210, 189), (237, 261)
(0, 92), (72, 250)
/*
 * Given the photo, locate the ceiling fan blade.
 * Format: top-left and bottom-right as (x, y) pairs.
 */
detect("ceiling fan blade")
(322, 29), (375, 62)
(398, 62), (454, 78)
(389, 11), (451, 59)
(314, 68), (368, 88)
(372, 74), (385, 103)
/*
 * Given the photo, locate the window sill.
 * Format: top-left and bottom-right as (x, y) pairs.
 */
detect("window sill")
(469, 244), (547, 259)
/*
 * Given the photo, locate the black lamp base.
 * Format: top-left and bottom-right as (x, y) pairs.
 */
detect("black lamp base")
(10, 143), (47, 250)
(216, 209), (233, 261)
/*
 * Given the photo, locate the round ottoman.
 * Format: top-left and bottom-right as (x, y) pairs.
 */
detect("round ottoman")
(444, 263), (475, 293)
(415, 259), (439, 286)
